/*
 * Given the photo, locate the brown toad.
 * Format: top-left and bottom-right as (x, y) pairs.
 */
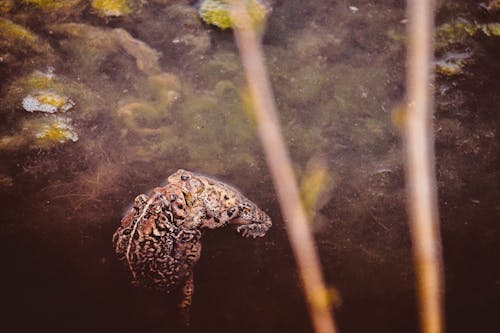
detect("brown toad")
(167, 169), (272, 238)
(112, 184), (201, 320)
(112, 170), (272, 324)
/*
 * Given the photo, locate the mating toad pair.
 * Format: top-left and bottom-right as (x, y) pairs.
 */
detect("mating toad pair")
(112, 169), (272, 322)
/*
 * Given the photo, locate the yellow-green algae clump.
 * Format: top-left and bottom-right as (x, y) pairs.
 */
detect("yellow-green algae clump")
(91, 0), (132, 17)
(435, 19), (479, 48)
(22, 91), (75, 113)
(0, 116), (78, 151)
(198, 0), (270, 29)
(34, 116), (79, 144)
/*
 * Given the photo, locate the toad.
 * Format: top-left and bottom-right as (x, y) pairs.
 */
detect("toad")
(112, 184), (201, 321)
(167, 169), (272, 237)
(112, 170), (272, 323)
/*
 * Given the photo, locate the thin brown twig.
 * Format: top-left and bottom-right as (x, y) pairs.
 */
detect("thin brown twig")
(228, 2), (338, 333)
(405, 1), (445, 333)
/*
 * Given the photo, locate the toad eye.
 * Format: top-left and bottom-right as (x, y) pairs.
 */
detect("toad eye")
(227, 207), (237, 217)
(181, 174), (190, 181)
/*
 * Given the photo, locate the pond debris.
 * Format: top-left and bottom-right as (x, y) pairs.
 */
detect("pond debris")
(434, 52), (472, 76)
(22, 91), (75, 113)
(33, 116), (79, 144)
(49, 23), (161, 75)
(198, 0), (270, 29)
(91, 0), (132, 17)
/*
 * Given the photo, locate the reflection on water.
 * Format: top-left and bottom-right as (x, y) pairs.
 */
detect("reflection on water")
(0, 1), (498, 332)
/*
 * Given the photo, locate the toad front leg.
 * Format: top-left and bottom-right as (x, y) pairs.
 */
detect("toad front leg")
(233, 202), (272, 238)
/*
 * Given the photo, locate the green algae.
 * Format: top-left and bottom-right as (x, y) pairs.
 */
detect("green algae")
(49, 23), (161, 76)
(0, 116), (78, 151)
(33, 116), (79, 144)
(435, 19), (479, 48)
(91, 0), (132, 17)
(481, 23), (500, 36)
(198, 0), (270, 30)
(0, 17), (38, 47)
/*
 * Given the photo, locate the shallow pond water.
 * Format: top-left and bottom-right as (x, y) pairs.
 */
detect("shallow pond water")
(0, 1), (498, 332)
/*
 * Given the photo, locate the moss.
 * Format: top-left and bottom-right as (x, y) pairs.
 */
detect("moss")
(198, 0), (270, 30)
(91, 0), (132, 17)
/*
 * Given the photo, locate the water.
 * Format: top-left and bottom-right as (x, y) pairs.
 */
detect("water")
(0, 1), (498, 332)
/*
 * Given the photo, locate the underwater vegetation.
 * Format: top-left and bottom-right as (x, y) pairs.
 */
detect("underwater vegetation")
(32, 116), (79, 144)
(91, 0), (132, 17)
(198, 0), (270, 29)
(48, 23), (161, 76)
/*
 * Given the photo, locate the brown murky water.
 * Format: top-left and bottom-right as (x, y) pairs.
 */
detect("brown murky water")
(0, 1), (498, 332)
